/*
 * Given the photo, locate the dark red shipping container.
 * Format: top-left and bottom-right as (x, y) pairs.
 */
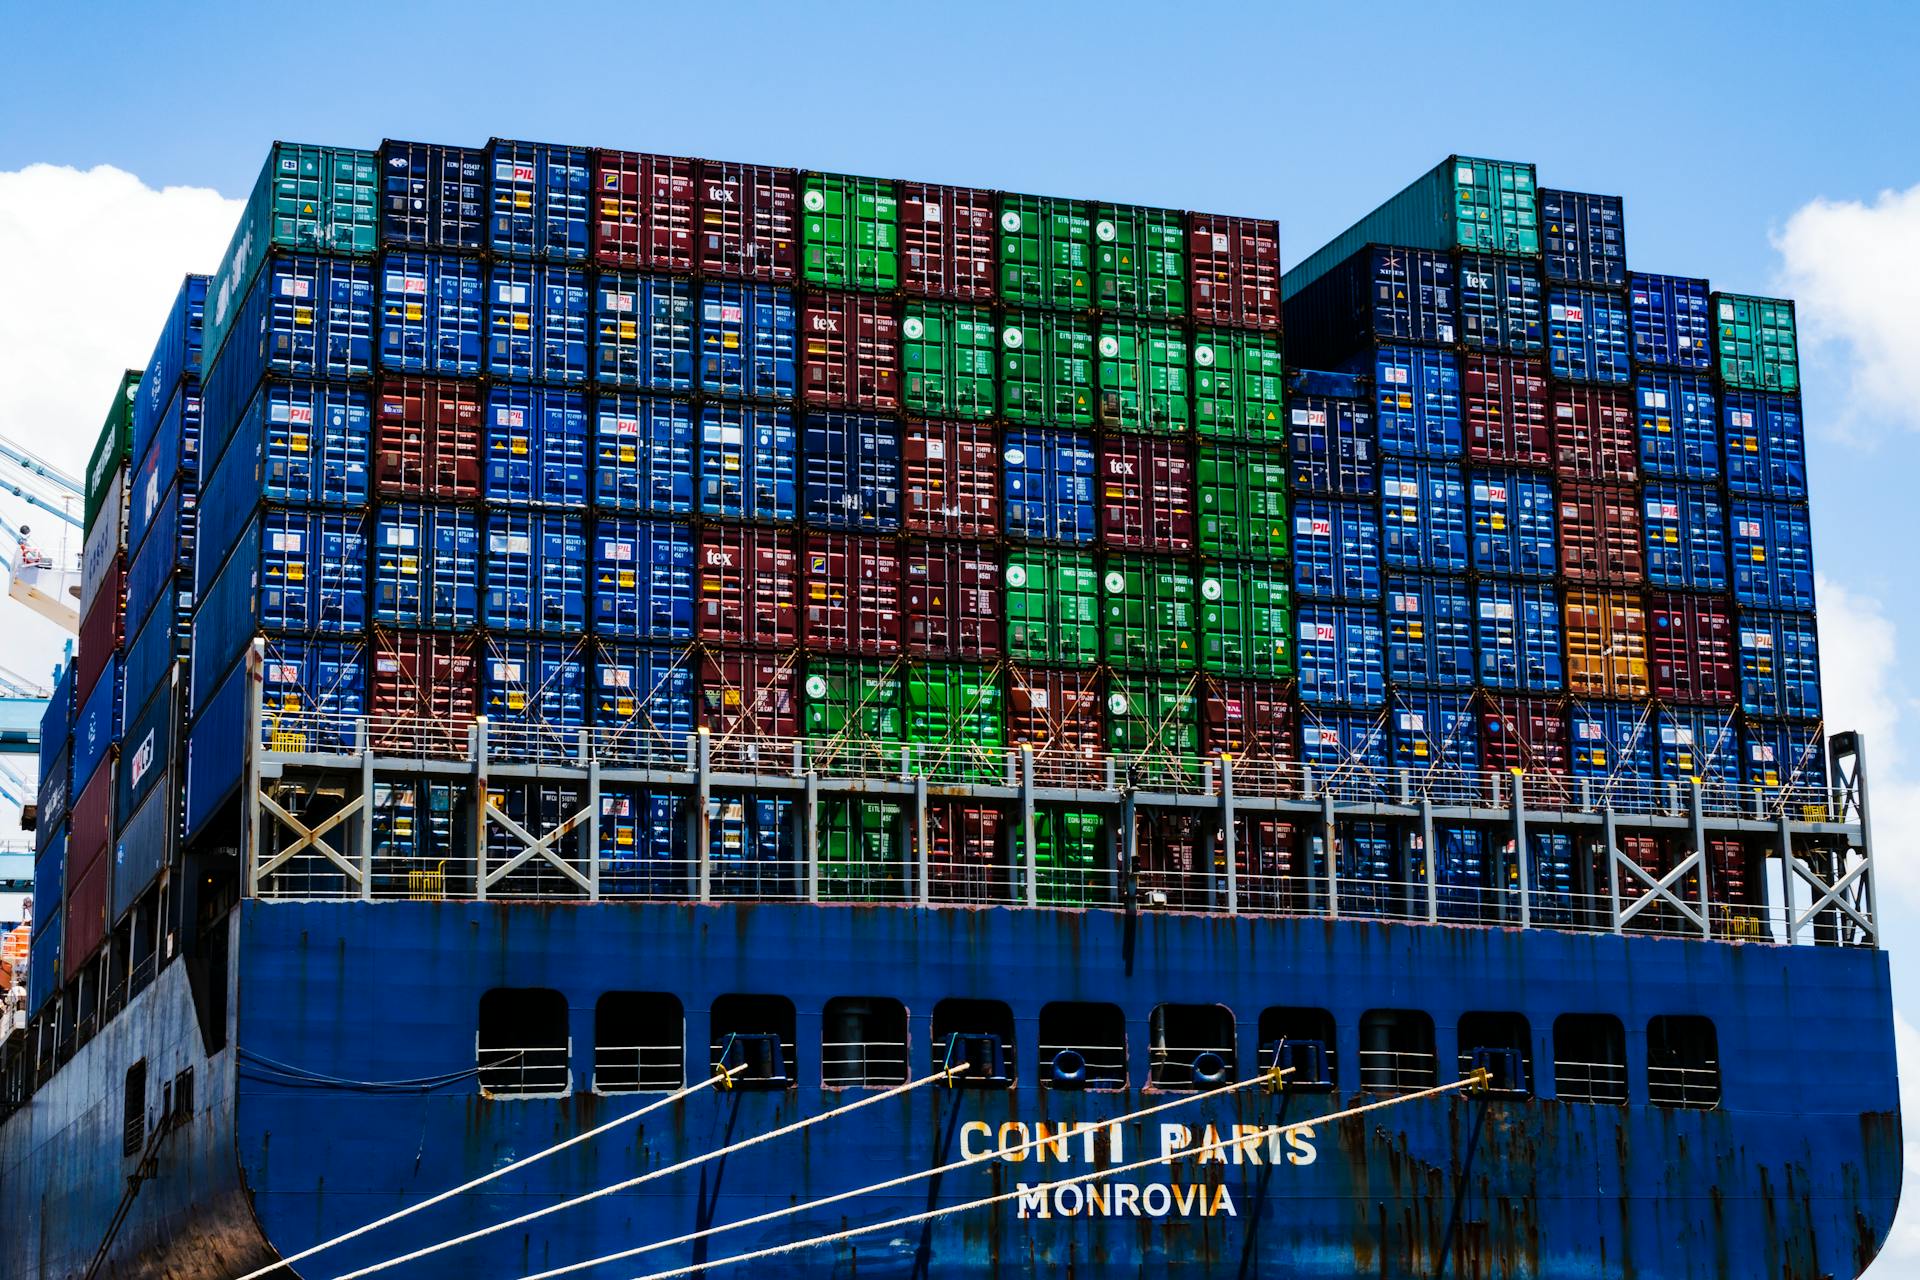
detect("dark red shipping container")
(903, 419), (999, 539)
(802, 293), (900, 411)
(1710, 837), (1763, 928)
(64, 858), (107, 981)
(69, 758), (115, 885)
(697, 161), (797, 282)
(899, 183), (996, 302)
(1480, 695), (1571, 792)
(1236, 818), (1304, 912)
(593, 150), (698, 271)
(1646, 592), (1736, 706)
(376, 378), (483, 499)
(1098, 436), (1195, 552)
(1189, 214), (1281, 331)
(1006, 665), (1104, 769)
(74, 559), (125, 707)
(1464, 353), (1551, 466)
(698, 527), (797, 649)
(1551, 385), (1636, 482)
(903, 540), (1002, 658)
(927, 802), (1005, 902)
(802, 534), (900, 656)
(1201, 677), (1297, 766)
(1615, 832), (1670, 914)
(1137, 811), (1210, 908)
(371, 631), (478, 756)
(696, 650), (799, 755)
(1558, 482), (1644, 585)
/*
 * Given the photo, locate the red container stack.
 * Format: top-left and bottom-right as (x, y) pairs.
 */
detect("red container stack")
(1188, 214), (1282, 330)
(898, 184), (996, 301)
(1007, 666), (1104, 765)
(375, 378), (483, 499)
(1464, 353), (1551, 466)
(1098, 436), (1194, 552)
(1558, 483), (1644, 584)
(903, 542), (1000, 658)
(802, 293), (900, 410)
(1550, 386), (1636, 482)
(927, 803), (1005, 902)
(698, 528), (797, 648)
(1647, 593), (1736, 705)
(592, 150), (698, 271)
(696, 161), (797, 281)
(696, 651), (799, 740)
(802, 534), (900, 656)
(372, 633), (478, 754)
(902, 420), (999, 538)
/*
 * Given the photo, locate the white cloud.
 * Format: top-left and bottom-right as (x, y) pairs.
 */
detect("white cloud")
(0, 164), (241, 831)
(1775, 183), (1920, 441)
(1816, 576), (1920, 895)
(1872, 1011), (1920, 1272)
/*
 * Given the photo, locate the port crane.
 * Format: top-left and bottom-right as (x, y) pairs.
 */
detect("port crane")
(0, 429), (84, 763)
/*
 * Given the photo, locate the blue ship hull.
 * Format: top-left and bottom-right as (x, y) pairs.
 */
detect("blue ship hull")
(2, 900), (1901, 1279)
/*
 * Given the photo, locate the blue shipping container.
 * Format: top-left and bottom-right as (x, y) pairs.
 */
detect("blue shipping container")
(484, 510), (588, 634)
(198, 382), (371, 594)
(1298, 709), (1388, 776)
(1656, 707), (1740, 789)
(131, 274), (207, 475)
(28, 908), (58, 1016)
(1291, 500), (1382, 602)
(1335, 820), (1398, 916)
(1469, 470), (1557, 578)
(1529, 831), (1576, 924)
(1283, 244), (1456, 359)
(124, 478), (194, 645)
(1476, 580), (1565, 692)
(378, 141), (487, 252)
(1547, 288), (1631, 385)
(488, 262), (590, 384)
(373, 503), (479, 630)
(1570, 701), (1656, 786)
(116, 678), (175, 826)
(594, 645), (696, 754)
(1541, 190), (1626, 288)
(260, 638), (367, 754)
(1457, 255), (1544, 354)
(1738, 612), (1821, 719)
(600, 789), (687, 891)
(486, 386), (590, 506)
(483, 638), (589, 757)
(1635, 372), (1718, 480)
(699, 283), (798, 400)
(595, 395), (695, 515)
(1385, 575), (1475, 690)
(128, 405), (191, 565)
(1628, 273), (1712, 371)
(1286, 393), (1377, 497)
(122, 594), (186, 733)
(1390, 693), (1479, 778)
(803, 413), (901, 531)
(202, 255), (375, 474)
(1002, 429), (1096, 544)
(698, 404), (797, 522)
(1433, 827), (1491, 920)
(71, 654), (121, 798)
(595, 273), (696, 391)
(1723, 391), (1808, 499)
(1381, 460), (1468, 571)
(38, 662), (73, 780)
(32, 828), (65, 940)
(1367, 346), (1460, 457)
(593, 520), (695, 641)
(140, 384), (202, 507)
(488, 139), (591, 260)
(1295, 603), (1385, 708)
(711, 794), (798, 891)
(1643, 484), (1729, 592)
(1742, 720), (1827, 792)
(1730, 501), (1816, 611)
(378, 252), (485, 377)
(186, 660), (248, 840)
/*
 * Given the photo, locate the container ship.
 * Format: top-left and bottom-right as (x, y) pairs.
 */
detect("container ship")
(0, 143), (1896, 1279)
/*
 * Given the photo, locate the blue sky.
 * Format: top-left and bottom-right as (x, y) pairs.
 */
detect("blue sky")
(2, 0), (1918, 1269)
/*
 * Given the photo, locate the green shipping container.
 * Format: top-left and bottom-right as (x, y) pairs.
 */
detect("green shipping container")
(1192, 329), (1286, 441)
(1197, 445), (1290, 559)
(1001, 311), (1095, 428)
(902, 303), (997, 419)
(204, 142), (379, 375)
(1713, 293), (1800, 392)
(820, 799), (906, 900)
(1093, 204), (1185, 316)
(1012, 810), (1108, 907)
(1102, 556), (1197, 670)
(84, 370), (144, 533)
(1096, 322), (1191, 435)
(803, 173), (899, 291)
(1198, 562), (1295, 678)
(999, 194), (1091, 309)
(1104, 672), (1201, 771)
(1005, 549), (1100, 664)
(905, 662), (1006, 781)
(803, 662), (903, 773)
(1283, 155), (1539, 299)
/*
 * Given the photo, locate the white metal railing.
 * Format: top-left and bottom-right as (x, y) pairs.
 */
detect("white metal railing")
(1647, 1062), (1721, 1109)
(1038, 1042), (1128, 1090)
(1146, 1043), (1237, 1090)
(821, 1040), (910, 1088)
(1358, 1049), (1437, 1094)
(1554, 1058), (1630, 1105)
(476, 1042), (571, 1097)
(591, 1044), (684, 1093)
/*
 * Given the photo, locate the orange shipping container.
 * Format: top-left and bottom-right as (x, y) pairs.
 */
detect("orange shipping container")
(1564, 589), (1648, 699)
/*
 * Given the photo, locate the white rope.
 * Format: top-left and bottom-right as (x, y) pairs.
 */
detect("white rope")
(234, 1064), (746, 1280)
(617, 1071), (1490, 1280)
(517, 1060), (1297, 1280)
(327, 1061), (970, 1280)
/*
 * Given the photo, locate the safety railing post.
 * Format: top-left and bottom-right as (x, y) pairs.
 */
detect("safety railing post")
(1849, 734), (1880, 946)
(1221, 756), (1238, 915)
(1689, 780), (1710, 939)
(243, 639), (267, 899)
(696, 729), (713, 904)
(473, 717), (490, 902)
(1604, 806), (1622, 936)
(805, 770), (821, 905)
(1322, 790), (1337, 920)
(915, 774), (930, 908)
(1777, 809), (1796, 945)
(358, 715), (374, 902)
(1512, 771), (1530, 931)
(586, 740), (601, 904)
(1421, 799), (1437, 925)
(1021, 746), (1038, 909)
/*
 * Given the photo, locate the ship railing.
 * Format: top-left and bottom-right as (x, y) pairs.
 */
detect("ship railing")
(257, 715), (1850, 826)
(1358, 1049), (1439, 1094)
(476, 1041), (572, 1097)
(1646, 1062), (1721, 1110)
(591, 1044), (685, 1094)
(821, 1040), (911, 1088)
(1146, 1043), (1238, 1090)
(1554, 1059), (1630, 1106)
(1037, 1042), (1129, 1090)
